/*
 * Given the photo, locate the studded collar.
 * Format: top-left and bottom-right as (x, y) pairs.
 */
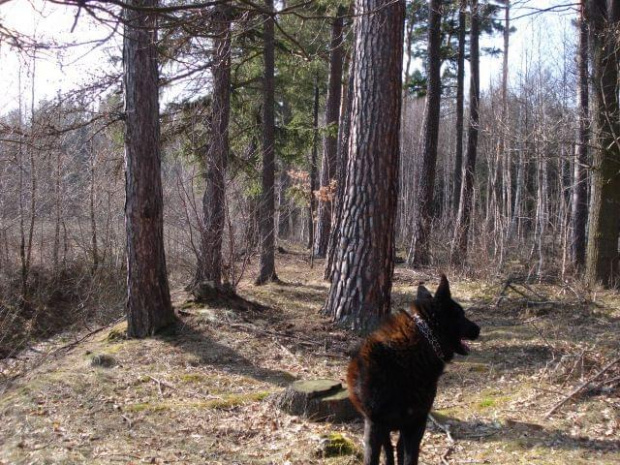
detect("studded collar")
(400, 309), (446, 362)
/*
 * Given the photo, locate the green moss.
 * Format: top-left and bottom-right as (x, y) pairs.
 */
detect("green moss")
(105, 329), (126, 343)
(317, 433), (360, 458)
(125, 391), (272, 413)
(178, 373), (206, 383)
(126, 403), (153, 413)
(478, 398), (496, 409)
(179, 300), (201, 310)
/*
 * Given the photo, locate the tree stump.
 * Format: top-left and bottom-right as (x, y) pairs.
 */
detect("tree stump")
(277, 379), (359, 422)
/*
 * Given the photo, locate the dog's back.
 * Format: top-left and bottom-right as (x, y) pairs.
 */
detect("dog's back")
(347, 307), (444, 428)
(347, 275), (480, 465)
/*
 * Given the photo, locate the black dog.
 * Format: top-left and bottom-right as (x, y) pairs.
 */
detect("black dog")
(347, 275), (480, 465)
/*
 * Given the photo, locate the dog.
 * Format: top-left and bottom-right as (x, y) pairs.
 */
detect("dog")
(347, 275), (480, 465)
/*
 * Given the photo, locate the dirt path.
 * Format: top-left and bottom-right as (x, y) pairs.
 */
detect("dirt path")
(1, 252), (619, 464)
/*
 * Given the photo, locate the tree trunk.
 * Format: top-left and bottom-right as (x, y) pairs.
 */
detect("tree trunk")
(451, 0), (480, 266)
(325, 47), (355, 281)
(323, 0), (404, 330)
(408, 0), (443, 267)
(571, 0), (589, 270)
(452, 0), (466, 212)
(90, 140), (99, 273)
(308, 78), (320, 251)
(195, 6), (232, 291)
(314, 7), (345, 258)
(585, 0), (620, 286)
(123, 0), (175, 337)
(256, 0), (279, 284)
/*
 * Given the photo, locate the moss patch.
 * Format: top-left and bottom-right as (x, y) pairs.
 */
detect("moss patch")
(317, 433), (360, 458)
(104, 321), (128, 342)
(125, 391), (271, 413)
(177, 373), (206, 384)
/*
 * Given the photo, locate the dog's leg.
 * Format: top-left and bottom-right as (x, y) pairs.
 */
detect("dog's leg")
(396, 431), (404, 465)
(382, 430), (395, 465)
(363, 418), (384, 465)
(399, 420), (427, 465)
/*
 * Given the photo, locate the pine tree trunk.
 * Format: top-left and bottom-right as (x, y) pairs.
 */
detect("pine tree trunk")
(585, 0), (620, 286)
(408, 0), (443, 267)
(123, 0), (175, 337)
(452, 0), (466, 212)
(315, 7), (345, 258)
(256, 0), (279, 284)
(498, 0), (511, 264)
(308, 78), (320, 251)
(325, 47), (355, 281)
(195, 6), (232, 292)
(323, 0), (404, 330)
(571, 0), (589, 270)
(451, 0), (480, 266)
(89, 142), (99, 273)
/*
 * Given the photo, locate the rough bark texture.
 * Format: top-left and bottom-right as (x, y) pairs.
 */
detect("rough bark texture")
(325, 47), (355, 281)
(323, 0), (405, 330)
(451, 0), (480, 266)
(308, 79), (320, 250)
(123, 0), (175, 338)
(256, 0), (278, 284)
(452, 0), (466, 212)
(500, 0), (511, 234)
(408, 0), (443, 267)
(585, 0), (620, 286)
(571, 0), (589, 270)
(195, 6), (231, 290)
(314, 8), (345, 258)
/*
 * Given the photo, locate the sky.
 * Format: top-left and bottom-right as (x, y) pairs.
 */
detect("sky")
(0, 0), (576, 115)
(0, 0), (120, 113)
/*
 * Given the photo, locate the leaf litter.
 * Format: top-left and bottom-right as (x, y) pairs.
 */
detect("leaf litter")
(0, 250), (619, 464)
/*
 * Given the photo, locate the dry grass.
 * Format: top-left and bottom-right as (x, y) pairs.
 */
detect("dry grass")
(1, 247), (619, 464)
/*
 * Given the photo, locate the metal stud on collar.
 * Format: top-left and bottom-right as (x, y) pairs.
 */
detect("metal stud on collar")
(412, 313), (445, 361)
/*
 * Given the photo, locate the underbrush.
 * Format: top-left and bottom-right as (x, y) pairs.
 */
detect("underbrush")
(0, 262), (125, 359)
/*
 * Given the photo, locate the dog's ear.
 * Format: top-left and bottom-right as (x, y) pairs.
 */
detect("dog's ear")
(435, 274), (451, 301)
(417, 284), (433, 301)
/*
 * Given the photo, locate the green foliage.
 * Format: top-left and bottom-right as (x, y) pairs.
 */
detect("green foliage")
(406, 0), (510, 97)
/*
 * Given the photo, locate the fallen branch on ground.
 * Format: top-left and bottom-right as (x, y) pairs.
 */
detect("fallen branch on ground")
(545, 353), (620, 418)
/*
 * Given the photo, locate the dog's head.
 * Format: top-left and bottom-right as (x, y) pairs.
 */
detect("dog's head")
(416, 275), (480, 358)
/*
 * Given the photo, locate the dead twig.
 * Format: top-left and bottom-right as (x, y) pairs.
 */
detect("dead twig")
(429, 413), (454, 443)
(54, 316), (125, 355)
(147, 375), (176, 397)
(545, 353), (620, 418)
(558, 349), (587, 389)
(441, 445), (455, 465)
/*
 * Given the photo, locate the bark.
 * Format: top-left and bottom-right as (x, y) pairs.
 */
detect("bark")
(195, 6), (232, 290)
(123, 0), (175, 337)
(323, 0), (405, 330)
(408, 0), (443, 267)
(90, 141), (99, 272)
(451, 0), (480, 266)
(256, 0), (279, 284)
(314, 7), (345, 258)
(325, 46), (355, 281)
(585, 0), (620, 286)
(452, 0), (467, 212)
(501, 0), (512, 231)
(571, 0), (589, 270)
(308, 78), (320, 250)
(277, 167), (291, 239)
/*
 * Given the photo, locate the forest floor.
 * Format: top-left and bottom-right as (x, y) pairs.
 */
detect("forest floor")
(1, 246), (619, 464)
